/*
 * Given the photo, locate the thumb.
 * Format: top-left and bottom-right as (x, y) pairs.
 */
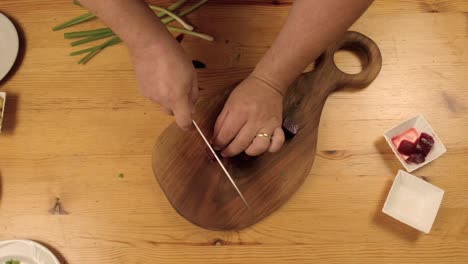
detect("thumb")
(172, 96), (193, 130)
(190, 77), (199, 113)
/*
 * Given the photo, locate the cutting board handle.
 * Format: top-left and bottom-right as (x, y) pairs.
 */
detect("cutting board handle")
(317, 31), (382, 91)
(283, 31), (382, 138)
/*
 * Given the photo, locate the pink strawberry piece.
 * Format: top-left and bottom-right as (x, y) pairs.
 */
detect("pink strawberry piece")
(406, 153), (426, 164)
(397, 140), (417, 155)
(392, 128), (419, 149)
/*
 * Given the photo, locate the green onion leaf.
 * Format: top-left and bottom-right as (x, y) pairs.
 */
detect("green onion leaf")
(53, 12), (96, 31)
(149, 5), (193, 30)
(65, 28), (113, 39)
(78, 36), (122, 64)
(162, 0), (208, 24)
(70, 31), (115, 47)
(166, 26), (213, 41)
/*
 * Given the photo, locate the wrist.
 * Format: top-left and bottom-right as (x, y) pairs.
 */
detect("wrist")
(129, 33), (180, 60)
(249, 71), (287, 97)
(126, 25), (178, 57)
(252, 53), (294, 95)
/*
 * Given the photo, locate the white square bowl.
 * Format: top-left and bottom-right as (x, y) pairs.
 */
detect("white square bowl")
(384, 114), (446, 172)
(382, 170), (444, 234)
(0, 92), (5, 132)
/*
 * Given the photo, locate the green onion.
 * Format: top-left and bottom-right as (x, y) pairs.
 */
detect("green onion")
(156, 0), (187, 18)
(166, 26), (213, 41)
(149, 5), (193, 30)
(162, 0), (208, 24)
(71, 31), (115, 46)
(70, 37), (121, 56)
(53, 12), (96, 31)
(64, 28), (113, 39)
(78, 36), (121, 64)
(54, 0), (212, 64)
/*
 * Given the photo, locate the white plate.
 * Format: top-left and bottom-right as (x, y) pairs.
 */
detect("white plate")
(0, 240), (60, 264)
(384, 114), (447, 172)
(0, 13), (19, 81)
(382, 170), (444, 234)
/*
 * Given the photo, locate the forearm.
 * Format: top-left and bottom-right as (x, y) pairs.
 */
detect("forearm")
(253, 0), (374, 93)
(79, 0), (177, 52)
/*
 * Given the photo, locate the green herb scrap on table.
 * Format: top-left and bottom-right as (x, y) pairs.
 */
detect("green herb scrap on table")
(5, 260), (20, 264)
(53, 0), (213, 64)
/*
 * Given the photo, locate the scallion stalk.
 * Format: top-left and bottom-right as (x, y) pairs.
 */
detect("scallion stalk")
(53, 12), (96, 31)
(166, 26), (213, 41)
(149, 5), (193, 30)
(65, 28), (113, 39)
(71, 31), (115, 46)
(78, 36), (122, 64)
(162, 0), (208, 24)
(156, 0), (187, 18)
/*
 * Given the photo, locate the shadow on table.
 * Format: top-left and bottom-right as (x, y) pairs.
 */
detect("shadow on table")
(374, 137), (401, 172)
(34, 240), (69, 264)
(372, 179), (420, 242)
(1, 93), (18, 134)
(0, 12), (26, 86)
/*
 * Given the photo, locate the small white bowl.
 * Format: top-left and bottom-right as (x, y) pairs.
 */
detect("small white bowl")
(384, 114), (446, 172)
(382, 170), (444, 234)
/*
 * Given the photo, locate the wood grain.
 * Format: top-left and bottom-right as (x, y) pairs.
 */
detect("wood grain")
(0, 0), (467, 263)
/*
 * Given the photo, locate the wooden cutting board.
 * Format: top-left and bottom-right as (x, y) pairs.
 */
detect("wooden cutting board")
(153, 31), (382, 231)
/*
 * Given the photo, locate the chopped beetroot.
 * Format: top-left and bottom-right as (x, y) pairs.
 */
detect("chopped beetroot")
(393, 129), (435, 164)
(406, 153), (426, 164)
(397, 140), (417, 155)
(415, 133), (435, 156)
(392, 128), (419, 149)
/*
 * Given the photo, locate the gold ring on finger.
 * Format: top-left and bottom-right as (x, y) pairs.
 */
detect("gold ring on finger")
(256, 133), (272, 139)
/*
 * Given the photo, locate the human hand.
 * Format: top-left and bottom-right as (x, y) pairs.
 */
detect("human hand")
(211, 75), (285, 157)
(131, 43), (198, 130)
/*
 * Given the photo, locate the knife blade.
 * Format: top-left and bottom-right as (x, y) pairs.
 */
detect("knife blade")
(192, 120), (250, 209)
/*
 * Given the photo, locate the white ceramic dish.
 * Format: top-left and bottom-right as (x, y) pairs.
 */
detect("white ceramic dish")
(0, 13), (19, 81)
(0, 240), (60, 264)
(382, 170), (444, 234)
(384, 114), (447, 172)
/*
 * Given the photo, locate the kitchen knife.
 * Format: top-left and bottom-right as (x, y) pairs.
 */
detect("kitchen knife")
(192, 120), (250, 209)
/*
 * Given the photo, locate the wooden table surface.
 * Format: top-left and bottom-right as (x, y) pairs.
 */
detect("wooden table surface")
(1, 0), (467, 263)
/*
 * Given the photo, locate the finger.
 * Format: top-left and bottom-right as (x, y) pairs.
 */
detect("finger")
(211, 108), (229, 143)
(221, 122), (257, 157)
(160, 106), (174, 116)
(268, 127), (285, 153)
(212, 112), (246, 151)
(245, 129), (274, 156)
(172, 97), (193, 130)
(190, 78), (199, 113)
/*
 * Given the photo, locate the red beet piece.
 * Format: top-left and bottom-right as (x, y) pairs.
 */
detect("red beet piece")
(406, 153), (426, 164)
(416, 133), (435, 157)
(397, 140), (417, 155)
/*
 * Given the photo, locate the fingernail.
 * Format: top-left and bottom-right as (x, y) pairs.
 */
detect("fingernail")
(221, 152), (227, 157)
(213, 146), (221, 151)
